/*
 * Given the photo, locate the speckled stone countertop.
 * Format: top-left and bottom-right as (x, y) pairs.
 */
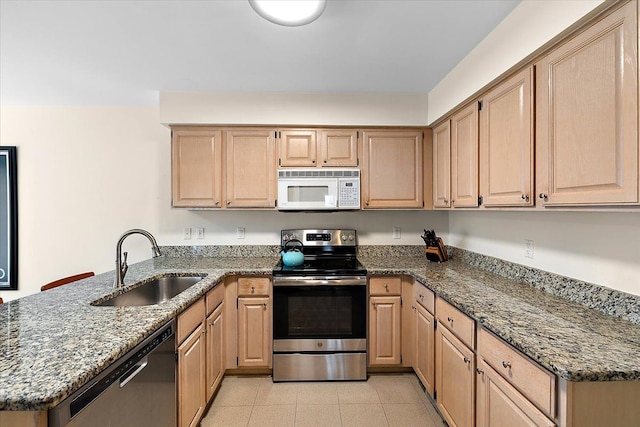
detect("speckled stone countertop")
(0, 256), (277, 411)
(360, 255), (640, 383)
(2, 250), (640, 412)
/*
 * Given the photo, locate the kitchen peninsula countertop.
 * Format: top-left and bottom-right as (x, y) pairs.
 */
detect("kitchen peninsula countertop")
(1, 253), (639, 411)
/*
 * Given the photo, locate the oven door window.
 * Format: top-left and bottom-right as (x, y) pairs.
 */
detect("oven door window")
(273, 285), (366, 340)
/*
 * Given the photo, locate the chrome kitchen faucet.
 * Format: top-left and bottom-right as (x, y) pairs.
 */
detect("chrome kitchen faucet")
(114, 229), (162, 288)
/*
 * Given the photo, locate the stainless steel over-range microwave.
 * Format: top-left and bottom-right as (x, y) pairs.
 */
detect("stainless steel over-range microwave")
(277, 168), (361, 211)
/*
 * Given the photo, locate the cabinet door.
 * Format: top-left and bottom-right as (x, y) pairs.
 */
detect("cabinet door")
(172, 128), (222, 208)
(480, 67), (534, 207)
(414, 303), (435, 397)
(436, 324), (475, 427)
(238, 297), (271, 367)
(225, 129), (276, 208)
(476, 359), (554, 427)
(536, 2), (638, 206)
(178, 325), (206, 427)
(433, 121), (451, 208)
(279, 130), (317, 167)
(361, 130), (423, 208)
(319, 129), (359, 167)
(451, 103), (479, 208)
(369, 296), (402, 366)
(206, 303), (224, 402)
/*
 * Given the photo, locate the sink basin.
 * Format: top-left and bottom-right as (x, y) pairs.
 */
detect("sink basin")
(95, 275), (205, 306)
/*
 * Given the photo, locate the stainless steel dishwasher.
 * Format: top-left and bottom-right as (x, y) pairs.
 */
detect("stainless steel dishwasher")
(49, 319), (176, 427)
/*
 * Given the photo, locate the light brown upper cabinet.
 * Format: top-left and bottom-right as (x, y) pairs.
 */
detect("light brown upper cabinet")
(172, 127), (223, 208)
(479, 67), (534, 207)
(433, 121), (451, 208)
(451, 102), (480, 208)
(536, 1), (638, 206)
(278, 129), (317, 167)
(319, 129), (359, 167)
(225, 129), (277, 208)
(361, 130), (424, 208)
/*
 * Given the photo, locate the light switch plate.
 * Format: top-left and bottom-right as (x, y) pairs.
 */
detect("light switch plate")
(525, 239), (534, 259)
(196, 227), (204, 239)
(237, 227), (245, 239)
(183, 227), (191, 240)
(393, 227), (401, 239)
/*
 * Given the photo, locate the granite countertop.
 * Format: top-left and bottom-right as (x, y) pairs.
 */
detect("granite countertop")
(1, 253), (639, 412)
(361, 256), (640, 383)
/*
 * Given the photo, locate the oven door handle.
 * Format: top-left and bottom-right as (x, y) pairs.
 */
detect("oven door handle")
(273, 276), (366, 286)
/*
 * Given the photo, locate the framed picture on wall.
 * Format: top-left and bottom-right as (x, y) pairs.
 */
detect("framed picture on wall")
(0, 146), (18, 290)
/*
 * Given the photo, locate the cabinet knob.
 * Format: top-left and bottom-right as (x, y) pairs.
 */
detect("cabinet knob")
(312, 160), (316, 164)
(365, 200), (369, 206)
(227, 200), (231, 206)
(443, 199), (448, 205)
(451, 199), (455, 204)
(463, 357), (471, 364)
(251, 286), (255, 294)
(521, 193), (530, 202)
(476, 368), (484, 375)
(502, 360), (511, 369)
(215, 200), (220, 206)
(539, 193), (548, 201)
(323, 160), (327, 163)
(384, 284), (389, 291)
(263, 303), (267, 309)
(447, 316), (453, 323)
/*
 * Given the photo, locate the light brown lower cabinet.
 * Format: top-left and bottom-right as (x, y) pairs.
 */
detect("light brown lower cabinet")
(435, 320), (475, 427)
(237, 296), (272, 367)
(476, 359), (554, 427)
(177, 318), (206, 427)
(414, 302), (435, 397)
(206, 302), (224, 401)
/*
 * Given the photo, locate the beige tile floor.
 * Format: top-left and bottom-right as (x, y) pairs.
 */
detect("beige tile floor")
(200, 374), (447, 427)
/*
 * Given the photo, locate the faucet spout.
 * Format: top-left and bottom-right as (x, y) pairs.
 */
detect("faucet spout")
(115, 229), (162, 288)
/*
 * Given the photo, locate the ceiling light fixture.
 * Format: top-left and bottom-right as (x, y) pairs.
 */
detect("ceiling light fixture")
(249, 0), (326, 27)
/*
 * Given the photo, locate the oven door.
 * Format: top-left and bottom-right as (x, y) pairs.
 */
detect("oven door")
(273, 276), (366, 351)
(277, 178), (339, 210)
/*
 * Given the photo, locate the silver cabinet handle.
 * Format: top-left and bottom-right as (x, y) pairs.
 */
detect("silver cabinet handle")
(539, 193), (548, 200)
(476, 368), (484, 375)
(384, 284), (389, 291)
(463, 357), (470, 364)
(227, 200), (231, 206)
(215, 200), (220, 206)
(502, 360), (511, 369)
(447, 316), (453, 323)
(521, 193), (530, 202)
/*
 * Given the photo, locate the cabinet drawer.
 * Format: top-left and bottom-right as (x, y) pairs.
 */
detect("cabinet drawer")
(237, 277), (270, 296)
(206, 283), (225, 315)
(177, 298), (205, 344)
(369, 276), (402, 296)
(479, 327), (556, 417)
(414, 282), (434, 313)
(436, 297), (475, 349)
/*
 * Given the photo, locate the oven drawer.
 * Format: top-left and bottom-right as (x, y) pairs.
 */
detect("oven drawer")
(273, 352), (366, 381)
(369, 276), (401, 296)
(238, 277), (270, 296)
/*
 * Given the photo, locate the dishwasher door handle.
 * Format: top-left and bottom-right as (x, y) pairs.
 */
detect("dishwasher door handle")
(119, 357), (148, 388)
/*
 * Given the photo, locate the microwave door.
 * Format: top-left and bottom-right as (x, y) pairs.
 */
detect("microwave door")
(278, 179), (338, 210)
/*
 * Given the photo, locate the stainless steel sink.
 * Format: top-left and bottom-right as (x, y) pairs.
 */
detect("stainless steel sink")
(95, 275), (205, 306)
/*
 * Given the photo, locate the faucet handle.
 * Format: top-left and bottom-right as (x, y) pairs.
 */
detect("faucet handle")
(121, 251), (129, 275)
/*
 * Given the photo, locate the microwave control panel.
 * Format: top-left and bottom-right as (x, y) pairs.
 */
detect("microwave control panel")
(338, 178), (360, 208)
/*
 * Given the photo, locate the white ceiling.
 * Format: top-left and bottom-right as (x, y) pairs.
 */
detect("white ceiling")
(0, 0), (520, 106)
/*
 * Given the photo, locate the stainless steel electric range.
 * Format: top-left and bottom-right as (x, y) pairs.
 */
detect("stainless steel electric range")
(272, 229), (367, 382)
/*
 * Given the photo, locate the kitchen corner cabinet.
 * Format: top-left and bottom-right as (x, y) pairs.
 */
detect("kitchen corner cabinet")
(451, 102), (479, 208)
(361, 130), (424, 209)
(535, 1), (638, 206)
(236, 277), (272, 368)
(432, 120), (452, 208)
(171, 128), (223, 208)
(177, 299), (207, 427)
(435, 297), (476, 427)
(479, 66), (534, 207)
(369, 276), (402, 366)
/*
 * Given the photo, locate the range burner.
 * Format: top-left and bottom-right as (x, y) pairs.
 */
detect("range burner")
(273, 257), (367, 276)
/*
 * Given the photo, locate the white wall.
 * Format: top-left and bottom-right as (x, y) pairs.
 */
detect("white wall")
(0, 106), (446, 301)
(449, 211), (640, 296)
(427, 0), (605, 124)
(160, 92), (429, 126)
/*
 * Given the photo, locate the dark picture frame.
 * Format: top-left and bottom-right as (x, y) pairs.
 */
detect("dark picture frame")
(0, 146), (18, 290)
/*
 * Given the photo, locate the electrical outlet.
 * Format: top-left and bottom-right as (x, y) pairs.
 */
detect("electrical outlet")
(196, 227), (204, 239)
(183, 227), (192, 240)
(393, 227), (401, 239)
(525, 239), (534, 259)
(236, 227), (245, 239)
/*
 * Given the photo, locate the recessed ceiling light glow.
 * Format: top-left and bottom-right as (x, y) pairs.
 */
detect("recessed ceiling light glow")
(249, 0), (326, 27)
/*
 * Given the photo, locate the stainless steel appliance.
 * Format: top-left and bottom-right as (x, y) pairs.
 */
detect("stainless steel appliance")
(272, 229), (367, 381)
(277, 168), (360, 211)
(49, 320), (176, 427)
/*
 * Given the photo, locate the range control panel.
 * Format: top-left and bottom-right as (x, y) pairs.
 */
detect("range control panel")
(281, 229), (357, 247)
